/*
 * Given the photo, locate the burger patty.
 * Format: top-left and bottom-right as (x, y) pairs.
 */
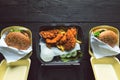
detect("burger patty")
(98, 30), (118, 47)
(5, 32), (31, 50)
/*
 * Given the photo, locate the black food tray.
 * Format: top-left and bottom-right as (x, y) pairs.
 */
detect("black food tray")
(36, 25), (84, 66)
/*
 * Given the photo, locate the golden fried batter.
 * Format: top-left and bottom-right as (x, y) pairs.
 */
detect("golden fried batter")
(58, 27), (77, 45)
(40, 29), (59, 39)
(46, 33), (63, 44)
(40, 27), (78, 51)
(5, 32), (31, 50)
(63, 28), (76, 50)
(59, 33), (67, 44)
(69, 27), (77, 36)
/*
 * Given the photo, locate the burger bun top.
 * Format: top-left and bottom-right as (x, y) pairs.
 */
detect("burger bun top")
(94, 29), (118, 47)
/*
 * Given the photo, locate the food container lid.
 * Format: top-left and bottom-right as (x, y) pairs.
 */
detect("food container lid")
(89, 25), (119, 57)
(37, 25), (84, 66)
(90, 57), (120, 80)
(0, 58), (31, 80)
(0, 26), (32, 62)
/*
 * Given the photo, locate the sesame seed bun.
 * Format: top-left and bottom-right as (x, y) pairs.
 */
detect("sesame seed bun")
(5, 32), (31, 50)
(94, 29), (118, 47)
(99, 30), (118, 47)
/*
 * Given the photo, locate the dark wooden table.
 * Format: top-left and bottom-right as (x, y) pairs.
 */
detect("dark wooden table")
(0, 0), (120, 80)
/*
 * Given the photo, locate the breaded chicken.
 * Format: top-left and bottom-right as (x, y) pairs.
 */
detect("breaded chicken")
(58, 33), (67, 44)
(5, 32), (31, 50)
(40, 27), (78, 51)
(63, 28), (76, 50)
(69, 27), (77, 36)
(40, 29), (59, 39)
(46, 33), (63, 44)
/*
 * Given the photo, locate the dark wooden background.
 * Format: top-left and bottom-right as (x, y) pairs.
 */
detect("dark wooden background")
(0, 0), (120, 80)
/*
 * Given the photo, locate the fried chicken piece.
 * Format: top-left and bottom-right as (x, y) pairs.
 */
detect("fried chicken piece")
(69, 27), (77, 36)
(63, 38), (76, 50)
(46, 33), (63, 44)
(63, 28), (77, 50)
(59, 33), (67, 44)
(58, 27), (77, 45)
(40, 29), (59, 39)
(5, 32), (31, 50)
(40, 27), (78, 51)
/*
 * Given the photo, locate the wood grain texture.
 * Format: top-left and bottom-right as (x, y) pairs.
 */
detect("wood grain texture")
(0, 0), (120, 22)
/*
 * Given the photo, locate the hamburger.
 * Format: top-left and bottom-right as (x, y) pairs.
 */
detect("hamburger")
(5, 28), (31, 50)
(93, 28), (118, 47)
